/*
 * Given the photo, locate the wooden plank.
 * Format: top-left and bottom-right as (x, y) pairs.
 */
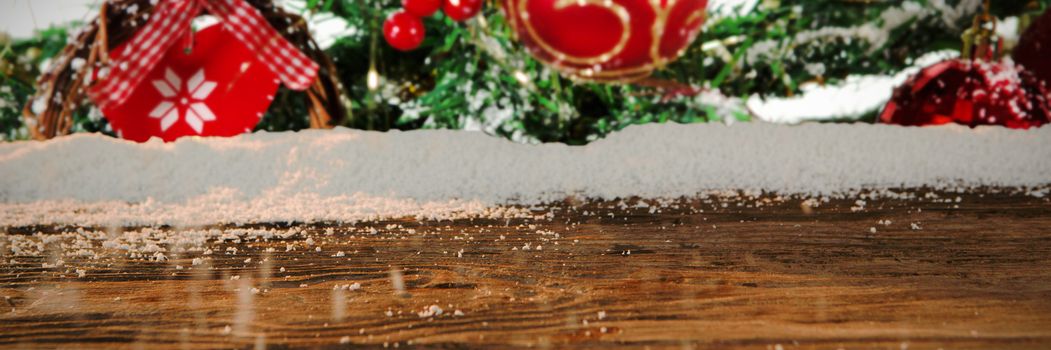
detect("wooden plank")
(2, 191), (1051, 349)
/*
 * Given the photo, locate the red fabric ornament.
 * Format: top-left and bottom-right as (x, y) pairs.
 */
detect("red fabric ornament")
(99, 25), (280, 142)
(87, 0), (316, 111)
(502, 0), (708, 81)
(879, 59), (1051, 129)
(383, 11), (426, 51)
(403, 0), (441, 17)
(1013, 8), (1051, 86)
(443, 0), (483, 21)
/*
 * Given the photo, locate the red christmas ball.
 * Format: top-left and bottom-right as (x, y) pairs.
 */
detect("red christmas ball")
(502, 0), (708, 81)
(383, 11), (426, 51)
(879, 59), (1051, 129)
(95, 25), (280, 142)
(443, 0), (483, 21)
(1013, 8), (1051, 86)
(403, 0), (441, 17)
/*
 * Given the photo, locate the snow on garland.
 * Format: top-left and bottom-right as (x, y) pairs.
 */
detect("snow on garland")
(743, 0), (981, 64)
(0, 122), (1049, 227)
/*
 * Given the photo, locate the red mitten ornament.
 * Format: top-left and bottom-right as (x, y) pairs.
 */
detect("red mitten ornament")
(502, 0), (708, 81)
(100, 25), (279, 142)
(87, 0), (318, 142)
(1013, 8), (1051, 86)
(879, 59), (1051, 129)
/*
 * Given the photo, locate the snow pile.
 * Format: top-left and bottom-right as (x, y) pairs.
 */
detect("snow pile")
(749, 51), (957, 123)
(1, 122), (1049, 226)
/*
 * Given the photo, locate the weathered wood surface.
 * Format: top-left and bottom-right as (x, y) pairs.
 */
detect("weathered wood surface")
(2, 191), (1051, 349)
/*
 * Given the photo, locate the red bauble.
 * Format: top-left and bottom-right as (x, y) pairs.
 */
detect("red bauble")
(880, 59), (1051, 129)
(96, 25), (280, 142)
(1014, 8), (1051, 86)
(404, 0), (441, 17)
(443, 0), (483, 21)
(383, 11), (426, 51)
(502, 0), (708, 81)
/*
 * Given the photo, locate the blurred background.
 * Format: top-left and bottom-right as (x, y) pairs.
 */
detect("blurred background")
(0, 0), (1047, 143)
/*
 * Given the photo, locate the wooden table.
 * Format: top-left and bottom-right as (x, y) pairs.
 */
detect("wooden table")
(2, 191), (1051, 349)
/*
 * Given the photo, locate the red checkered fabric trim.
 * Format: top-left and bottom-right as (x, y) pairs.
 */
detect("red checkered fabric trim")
(88, 0), (318, 110)
(202, 0), (317, 90)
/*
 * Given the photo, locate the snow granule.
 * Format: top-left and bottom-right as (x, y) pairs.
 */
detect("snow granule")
(418, 305), (443, 318)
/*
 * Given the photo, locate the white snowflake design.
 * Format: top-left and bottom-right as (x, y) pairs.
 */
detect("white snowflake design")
(148, 68), (218, 133)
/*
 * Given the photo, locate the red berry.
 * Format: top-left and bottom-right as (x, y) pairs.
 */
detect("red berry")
(442, 0), (482, 22)
(403, 0), (441, 18)
(383, 11), (425, 51)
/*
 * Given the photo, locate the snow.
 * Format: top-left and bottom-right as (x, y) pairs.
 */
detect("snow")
(746, 0), (978, 58)
(750, 51), (957, 123)
(275, 0), (357, 49)
(1, 122), (1049, 227)
(739, 0), (995, 123)
(708, 0), (758, 16)
(417, 305), (443, 318)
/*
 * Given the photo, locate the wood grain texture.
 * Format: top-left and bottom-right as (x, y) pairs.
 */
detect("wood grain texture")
(2, 191), (1051, 349)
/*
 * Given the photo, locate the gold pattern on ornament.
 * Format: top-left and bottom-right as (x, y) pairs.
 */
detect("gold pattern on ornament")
(509, 0), (707, 82)
(517, 0), (632, 65)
